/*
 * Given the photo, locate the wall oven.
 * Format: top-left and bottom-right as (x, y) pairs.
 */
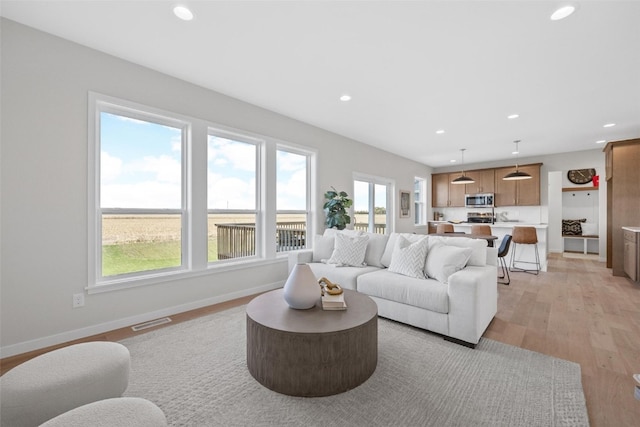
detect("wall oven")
(465, 193), (494, 208)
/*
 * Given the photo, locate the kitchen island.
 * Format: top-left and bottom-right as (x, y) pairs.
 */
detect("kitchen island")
(428, 222), (549, 272)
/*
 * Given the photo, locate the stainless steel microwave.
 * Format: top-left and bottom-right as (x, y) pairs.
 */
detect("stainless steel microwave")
(465, 193), (494, 208)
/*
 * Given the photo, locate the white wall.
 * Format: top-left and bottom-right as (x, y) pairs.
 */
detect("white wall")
(0, 19), (431, 356)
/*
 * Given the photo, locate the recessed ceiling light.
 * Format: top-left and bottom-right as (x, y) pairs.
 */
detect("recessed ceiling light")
(339, 94), (351, 102)
(450, 159), (457, 163)
(603, 123), (616, 128)
(173, 6), (194, 21)
(596, 140), (607, 144)
(436, 129), (445, 134)
(512, 150), (519, 155)
(550, 5), (576, 21)
(507, 114), (519, 119)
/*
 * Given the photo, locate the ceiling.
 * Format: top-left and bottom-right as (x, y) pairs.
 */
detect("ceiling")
(2, 1), (639, 168)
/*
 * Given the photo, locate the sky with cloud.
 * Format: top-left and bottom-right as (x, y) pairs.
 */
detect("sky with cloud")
(100, 113), (306, 211)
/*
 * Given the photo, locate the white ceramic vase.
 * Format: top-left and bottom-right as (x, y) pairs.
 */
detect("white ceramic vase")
(283, 263), (321, 309)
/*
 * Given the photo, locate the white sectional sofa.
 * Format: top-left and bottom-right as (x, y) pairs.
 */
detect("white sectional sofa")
(288, 229), (498, 347)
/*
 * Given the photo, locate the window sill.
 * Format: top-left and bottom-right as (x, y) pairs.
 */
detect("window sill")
(87, 257), (288, 295)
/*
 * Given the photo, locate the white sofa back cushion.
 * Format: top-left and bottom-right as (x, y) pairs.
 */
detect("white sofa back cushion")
(425, 243), (472, 284)
(381, 233), (428, 267)
(312, 234), (335, 262)
(321, 229), (388, 267)
(428, 236), (487, 266)
(388, 235), (428, 279)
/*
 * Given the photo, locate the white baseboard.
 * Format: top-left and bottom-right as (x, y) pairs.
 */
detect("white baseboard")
(0, 281), (283, 359)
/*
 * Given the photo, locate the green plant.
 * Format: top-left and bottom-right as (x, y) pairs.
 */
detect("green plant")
(323, 187), (353, 230)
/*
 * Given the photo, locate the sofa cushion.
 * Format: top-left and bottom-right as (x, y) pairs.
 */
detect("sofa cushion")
(425, 243), (472, 284)
(327, 233), (369, 266)
(388, 235), (428, 279)
(363, 233), (389, 267)
(357, 270), (449, 314)
(308, 263), (380, 291)
(381, 233), (428, 267)
(428, 236), (487, 266)
(312, 234), (335, 262)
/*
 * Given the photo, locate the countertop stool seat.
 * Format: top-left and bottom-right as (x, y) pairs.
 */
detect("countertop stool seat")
(436, 223), (454, 234)
(0, 342), (130, 427)
(510, 226), (540, 275)
(471, 225), (492, 236)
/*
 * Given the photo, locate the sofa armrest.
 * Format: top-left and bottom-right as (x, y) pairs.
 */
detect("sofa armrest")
(288, 250), (314, 273)
(486, 247), (498, 266)
(447, 266), (497, 344)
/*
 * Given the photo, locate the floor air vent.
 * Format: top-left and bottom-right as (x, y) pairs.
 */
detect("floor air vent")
(131, 317), (172, 331)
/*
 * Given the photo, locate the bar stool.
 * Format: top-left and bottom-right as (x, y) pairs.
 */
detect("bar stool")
(436, 223), (454, 233)
(510, 226), (540, 275)
(471, 225), (492, 236)
(497, 234), (512, 285)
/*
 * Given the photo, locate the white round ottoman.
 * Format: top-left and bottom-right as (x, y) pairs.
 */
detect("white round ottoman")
(39, 397), (167, 427)
(0, 341), (130, 427)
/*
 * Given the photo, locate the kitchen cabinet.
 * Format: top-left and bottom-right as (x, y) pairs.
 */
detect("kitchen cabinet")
(431, 173), (465, 207)
(464, 169), (495, 194)
(605, 139), (640, 275)
(494, 164), (541, 206)
(623, 228), (639, 282)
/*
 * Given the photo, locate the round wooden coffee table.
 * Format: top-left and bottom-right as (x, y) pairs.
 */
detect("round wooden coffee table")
(246, 288), (377, 397)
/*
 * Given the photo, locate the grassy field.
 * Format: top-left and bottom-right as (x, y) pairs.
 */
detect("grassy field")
(101, 214), (305, 276)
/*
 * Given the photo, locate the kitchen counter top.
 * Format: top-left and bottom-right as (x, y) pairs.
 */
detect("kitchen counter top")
(429, 221), (548, 229)
(622, 227), (640, 233)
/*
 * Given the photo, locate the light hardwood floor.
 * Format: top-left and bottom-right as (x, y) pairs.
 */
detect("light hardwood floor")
(2, 254), (639, 426)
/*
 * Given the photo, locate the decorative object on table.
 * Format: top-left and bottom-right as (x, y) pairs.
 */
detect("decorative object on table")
(323, 187), (352, 230)
(399, 189), (411, 218)
(318, 277), (347, 310)
(318, 277), (343, 295)
(283, 263), (321, 309)
(635, 374), (640, 400)
(567, 168), (596, 185)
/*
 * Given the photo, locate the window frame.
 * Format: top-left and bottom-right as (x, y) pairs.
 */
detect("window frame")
(88, 92), (316, 294)
(414, 177), (427, 226)
(353, 173), (394, 234)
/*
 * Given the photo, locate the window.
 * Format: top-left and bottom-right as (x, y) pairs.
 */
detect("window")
(89, 93), (315, 291)
(353, 176), (391, 234)
(208, 133), (258, 262)
(96, 106), (188, 281)
(276, 148), (309, 252)
(414, 177), (427, 225)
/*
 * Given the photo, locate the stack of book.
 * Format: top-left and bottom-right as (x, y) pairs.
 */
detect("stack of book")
(322, 292), (347, 311)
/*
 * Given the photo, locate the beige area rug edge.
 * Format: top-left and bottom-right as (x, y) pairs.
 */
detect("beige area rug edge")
(121, 305), (590, 427)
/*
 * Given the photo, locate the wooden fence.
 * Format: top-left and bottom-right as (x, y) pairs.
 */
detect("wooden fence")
(216, 222), (386, 260)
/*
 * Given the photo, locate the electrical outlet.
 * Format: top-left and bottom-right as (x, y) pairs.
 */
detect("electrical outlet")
(73, 293), (85, 308)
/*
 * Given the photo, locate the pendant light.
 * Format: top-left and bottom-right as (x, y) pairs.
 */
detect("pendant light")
(503, 140), (532, 180)
(451, 149), (475, 184)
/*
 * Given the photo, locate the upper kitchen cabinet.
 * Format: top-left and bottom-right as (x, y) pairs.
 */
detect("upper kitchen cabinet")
(464, 169), (495, 194)
(432, 173), (466, 207)
(494, 164), (541, 206)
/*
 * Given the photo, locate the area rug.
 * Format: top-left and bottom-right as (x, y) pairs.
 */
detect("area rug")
(121, 305), (589, 426)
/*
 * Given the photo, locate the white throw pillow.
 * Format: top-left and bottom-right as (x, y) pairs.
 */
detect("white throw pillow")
(326, 233), (370, 267)
(425, 243), (473, 284)
(312, 234), (335, 262)
(428, 236), (487, 266)
(381, 233), (428, 267)
(388, 236), (428, 279)
(581, 222), (598, 236)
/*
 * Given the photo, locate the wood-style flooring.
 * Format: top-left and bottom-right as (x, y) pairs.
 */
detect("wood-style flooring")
(2, 253), (639, 426)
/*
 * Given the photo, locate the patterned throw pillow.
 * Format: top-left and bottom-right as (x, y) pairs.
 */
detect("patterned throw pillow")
(326, 233), (370, 267)
(388, 235), (428, 279)
(562, 219), (586, 236)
